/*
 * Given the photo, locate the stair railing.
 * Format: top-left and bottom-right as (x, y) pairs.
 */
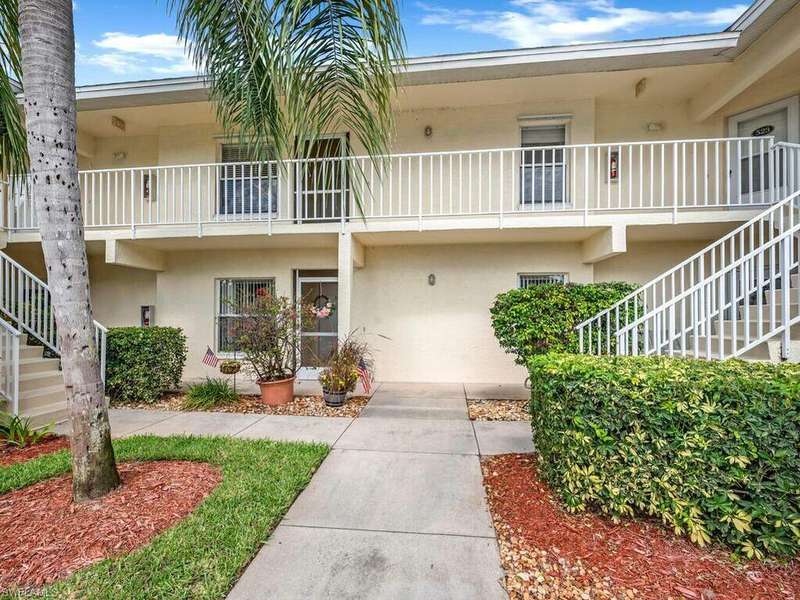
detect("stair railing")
(576, 141), (800, 356)
(0, 318), (20, 413)
(0, 251), (107, 381)
(615, 196), (799, 359)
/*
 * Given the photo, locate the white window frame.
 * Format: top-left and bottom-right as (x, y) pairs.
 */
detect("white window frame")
(214, 277), (276, 355)
(518, 117), (571, 208)
(518, 273), (568, 288)
(217, 142), (279, 218)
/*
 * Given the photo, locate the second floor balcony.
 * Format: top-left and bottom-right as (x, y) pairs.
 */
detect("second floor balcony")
(3, 136), (798, 238)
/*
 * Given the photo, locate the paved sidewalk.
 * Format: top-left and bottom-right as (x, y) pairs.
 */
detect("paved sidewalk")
(102, 383), (533, 599)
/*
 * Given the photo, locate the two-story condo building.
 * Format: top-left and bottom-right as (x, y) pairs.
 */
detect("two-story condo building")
(2, 0), (800, 422)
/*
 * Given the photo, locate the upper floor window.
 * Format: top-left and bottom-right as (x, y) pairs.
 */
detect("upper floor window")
(219, 143), (278, 216)
(518, 273), (567, 288)
(520, 125), (566, 206)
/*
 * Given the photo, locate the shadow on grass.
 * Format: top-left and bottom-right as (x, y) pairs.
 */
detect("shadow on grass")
(0, 435), (329, 600)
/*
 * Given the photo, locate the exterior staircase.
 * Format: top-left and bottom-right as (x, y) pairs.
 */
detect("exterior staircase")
(0, 251), (107, 425)
(17, 343), (67, 425)
(577, 141), (800, 364)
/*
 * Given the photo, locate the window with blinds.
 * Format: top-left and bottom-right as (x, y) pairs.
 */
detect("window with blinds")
(216, 278), (276, 353)
(520, 125), (567, 206)
(219, 143), (278, 216)
(518, 273), (567, 288)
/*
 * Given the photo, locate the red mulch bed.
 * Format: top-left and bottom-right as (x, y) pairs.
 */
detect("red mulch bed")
(0, 460), (221, 592)
(483, 454), (800, 600)
(0, 435), (70, 467)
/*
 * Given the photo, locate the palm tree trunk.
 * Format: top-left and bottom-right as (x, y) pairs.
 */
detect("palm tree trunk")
(18, 0), (119, 501)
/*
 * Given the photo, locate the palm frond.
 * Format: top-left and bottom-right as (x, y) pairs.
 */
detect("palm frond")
(169, 0), (405, 163)
(0, 0), (28, 176)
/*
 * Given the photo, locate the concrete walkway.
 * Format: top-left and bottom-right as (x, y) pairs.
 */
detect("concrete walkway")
(104, 383), (533, 599)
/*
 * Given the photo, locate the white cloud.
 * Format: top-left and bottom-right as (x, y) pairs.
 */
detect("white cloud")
(81, 32), (196, 78)
(419, 0), (749, 48)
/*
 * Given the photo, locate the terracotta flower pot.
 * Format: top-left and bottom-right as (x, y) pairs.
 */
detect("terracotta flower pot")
(257, 377), (295, 405)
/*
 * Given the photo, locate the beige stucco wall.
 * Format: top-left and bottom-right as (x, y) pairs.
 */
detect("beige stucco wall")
(87, 257), (157, 327)
(156, 247), (337, 381)
(594, 240), (711, 284)
(4, 238), (722, 384)
(351, 242), (594, 383)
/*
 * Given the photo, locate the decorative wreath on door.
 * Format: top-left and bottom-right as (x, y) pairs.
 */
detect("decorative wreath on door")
(311, 294), (335, 319)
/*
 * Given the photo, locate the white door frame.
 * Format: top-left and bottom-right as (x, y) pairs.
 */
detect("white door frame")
(728, 96), (800, 204)
(296, 133), (349, 222)
(296, 274), (339, 380)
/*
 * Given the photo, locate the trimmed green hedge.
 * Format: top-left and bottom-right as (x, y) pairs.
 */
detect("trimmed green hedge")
(106, 327), (187, 403)
(490, 282), (637, 364)
(529, 353), (800, 559)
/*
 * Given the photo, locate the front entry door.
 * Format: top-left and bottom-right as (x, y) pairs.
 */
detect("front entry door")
(297, 276), (338, 380)
(729, 97), (799, 204)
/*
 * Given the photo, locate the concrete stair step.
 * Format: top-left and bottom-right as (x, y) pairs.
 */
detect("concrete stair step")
(20, 398), (68, 427)
(739, 304), (800, 319)
(713, 320), (800, 337)
(687, 334), (772, 360)
(19, 383), (66, 413)
(764, 288), (800, 305)
(19, 344), (44, 360)
(19, 370), (64, 393)
(18, 357), (61, 375)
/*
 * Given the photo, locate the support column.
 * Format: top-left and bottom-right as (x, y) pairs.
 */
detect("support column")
(337, 233), (364, 338)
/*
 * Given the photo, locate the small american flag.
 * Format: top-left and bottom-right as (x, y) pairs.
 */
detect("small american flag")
(202, 346), (219, 367)
(357, 357), (372, 394)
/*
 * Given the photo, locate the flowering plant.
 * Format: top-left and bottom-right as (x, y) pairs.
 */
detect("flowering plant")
(319, 334), (372, 393)
(230, 292), (314, 382)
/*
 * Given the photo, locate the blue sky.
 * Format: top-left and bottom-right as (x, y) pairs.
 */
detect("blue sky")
(74, 0), (750, 85)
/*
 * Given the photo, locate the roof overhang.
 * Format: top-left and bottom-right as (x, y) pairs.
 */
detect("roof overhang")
(399, 33), (740, 86)
(727, 0), (798, 52)
(33, 0), (795, 112)
(70, 32), (741, 110)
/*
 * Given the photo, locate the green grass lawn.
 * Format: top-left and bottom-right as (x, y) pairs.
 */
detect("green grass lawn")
(0, 435), (328, 600)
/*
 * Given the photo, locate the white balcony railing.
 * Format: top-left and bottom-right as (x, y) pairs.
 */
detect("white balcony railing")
(3, 137), (777, 233)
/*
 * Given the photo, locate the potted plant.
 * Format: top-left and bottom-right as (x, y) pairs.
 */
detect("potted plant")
(319, 334), (372, 407)
(219, 359), (241, 375)
(231, 291), (313, 405)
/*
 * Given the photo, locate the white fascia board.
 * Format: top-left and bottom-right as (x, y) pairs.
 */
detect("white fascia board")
(63, 32), (740, 109)
(402, 33), (741, 74)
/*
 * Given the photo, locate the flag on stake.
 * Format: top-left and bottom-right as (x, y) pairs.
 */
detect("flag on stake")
(202, 346), (219, 368)
(357, 357), (372, 394)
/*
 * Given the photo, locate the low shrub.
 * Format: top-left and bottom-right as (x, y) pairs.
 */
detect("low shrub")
(529, 353), (800, 559)
(106, 327), (187, 404)
(490, 282), (638, 364)
(182, 378), (238, 410)
(0, 413), (51, 447)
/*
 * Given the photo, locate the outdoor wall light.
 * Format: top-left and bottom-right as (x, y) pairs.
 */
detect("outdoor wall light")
(424, 125), (433, 137)
(428, 273), (436, 286)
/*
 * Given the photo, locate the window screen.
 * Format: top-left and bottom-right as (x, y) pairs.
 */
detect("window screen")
(520, 125), (567, 206)
(216, 278), (276, 352)
(518, 273), (567, 288)
(219, 144), (278, 216)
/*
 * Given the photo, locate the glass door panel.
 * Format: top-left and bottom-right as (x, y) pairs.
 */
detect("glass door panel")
(297, 278), (338, 378)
